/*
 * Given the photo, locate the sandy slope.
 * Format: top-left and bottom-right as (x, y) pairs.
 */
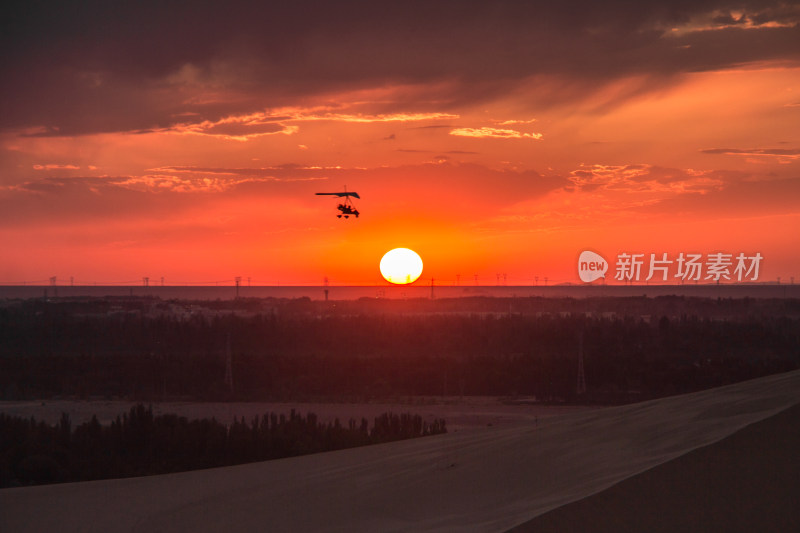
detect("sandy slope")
(3, 370), (800, 533)
(507, 402), (800, 533)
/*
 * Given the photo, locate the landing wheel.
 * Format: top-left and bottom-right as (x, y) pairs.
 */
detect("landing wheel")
(337, 214), (342, 218)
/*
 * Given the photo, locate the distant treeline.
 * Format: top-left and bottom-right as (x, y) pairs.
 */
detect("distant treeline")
(0, 296), (798, 402)
(0, 404), (446, 487)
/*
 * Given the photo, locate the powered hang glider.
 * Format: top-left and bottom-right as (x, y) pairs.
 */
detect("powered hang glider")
(316, 188), (361, 219)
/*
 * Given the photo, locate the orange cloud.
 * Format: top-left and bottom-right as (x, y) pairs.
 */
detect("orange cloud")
(167, 107), (459, 141)
(449, 127), (543, 140)
(567, 164), (725, 194)
(701, 148), (800, 163)
(668, 5), (800, 35)
(495, 118), (537, 125)
(288, 111), (459, 123)
(32, 164), (80, 170)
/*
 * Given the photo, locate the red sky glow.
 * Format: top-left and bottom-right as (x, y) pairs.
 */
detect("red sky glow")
(2, 1), (799, 286)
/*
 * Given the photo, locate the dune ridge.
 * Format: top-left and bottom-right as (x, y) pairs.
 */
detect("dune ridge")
(2, 370), (800, 533)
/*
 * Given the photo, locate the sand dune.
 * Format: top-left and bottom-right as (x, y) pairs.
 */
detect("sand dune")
(3, 370), (800, 532)
(507, 402), (800, 533)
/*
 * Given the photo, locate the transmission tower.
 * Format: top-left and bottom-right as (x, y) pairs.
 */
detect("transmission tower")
(576, 331), (587, 395)
(224, 333), (234, 394)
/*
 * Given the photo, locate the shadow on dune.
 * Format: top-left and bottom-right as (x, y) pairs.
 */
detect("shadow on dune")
(507, 403), (800, 533)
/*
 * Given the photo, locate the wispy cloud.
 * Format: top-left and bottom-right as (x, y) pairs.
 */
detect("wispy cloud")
(32, 164), (80, 170)
(149, 165), (349, 178)
(668, 4), (800, 35)
(449, 127), (543, 140)
(168, 107), (458, 140)
(290, 111), (458, 123)
(113, 175), (279, 193)
(176, 121), (296, 141)
(701, 147), (800, 161)
(2, 173), (329, 199)
(567, 164), (725, 194)
(494, 118), (537, 125)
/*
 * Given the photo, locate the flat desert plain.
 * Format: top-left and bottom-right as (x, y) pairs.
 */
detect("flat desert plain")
(2, 370), (799, 532)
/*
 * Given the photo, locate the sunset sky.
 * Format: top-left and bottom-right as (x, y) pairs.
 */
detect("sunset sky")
(2, 1), (799, 285)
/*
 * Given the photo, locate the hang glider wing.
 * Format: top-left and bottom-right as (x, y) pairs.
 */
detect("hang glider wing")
(315, 192), (360, 199)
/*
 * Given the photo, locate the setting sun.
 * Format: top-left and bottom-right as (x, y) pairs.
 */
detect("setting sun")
(380, 248), (423, 285)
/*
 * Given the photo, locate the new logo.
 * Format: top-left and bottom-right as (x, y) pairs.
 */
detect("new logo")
(578, 251), (608, 283)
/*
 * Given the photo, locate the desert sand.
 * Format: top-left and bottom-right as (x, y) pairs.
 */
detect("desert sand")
(508, 402), (800, 532)
(2, 370), (799, 532)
